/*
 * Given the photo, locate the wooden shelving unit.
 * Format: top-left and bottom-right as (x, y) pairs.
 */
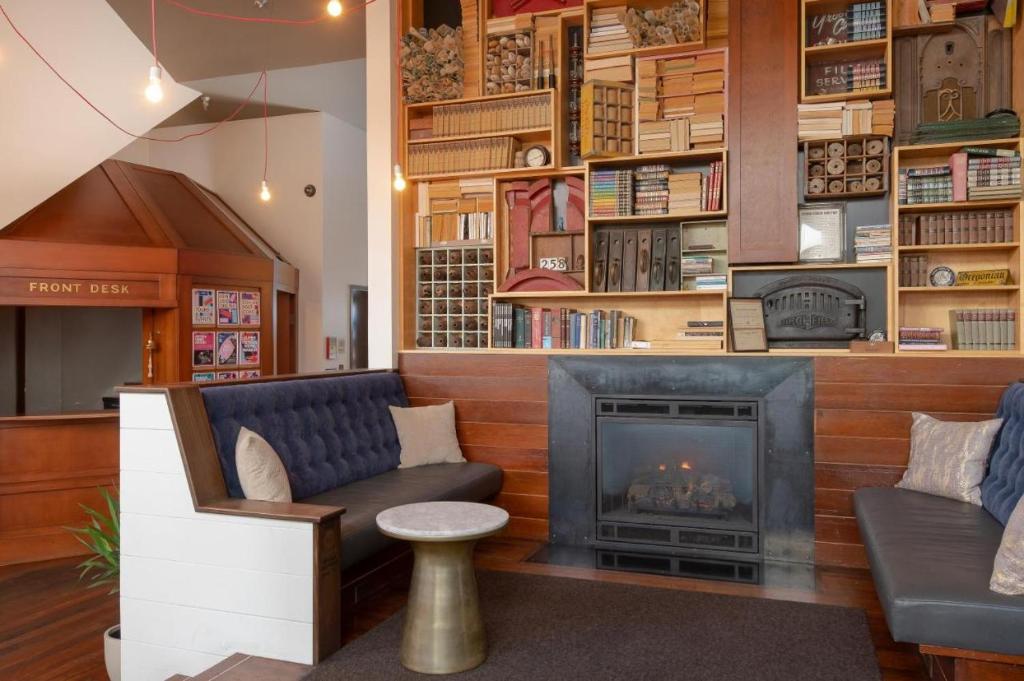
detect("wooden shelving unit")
(799, 0), (893, 104)
(892, 138), (1024, 355)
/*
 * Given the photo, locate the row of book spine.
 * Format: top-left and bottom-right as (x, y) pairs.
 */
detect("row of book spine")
(951, 309), (1017, 351)
(416, 212), (494, 247)
(588, 162), (723, 217)
(428, 94), (551, 138)
(407, 137), (518, 177)
(897, 210), (1014, 246)
(492, 303), (636, 350)
(847, 1), (886, 41)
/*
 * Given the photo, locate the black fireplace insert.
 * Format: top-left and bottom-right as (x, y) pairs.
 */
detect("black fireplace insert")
(594, 398), (762, 565)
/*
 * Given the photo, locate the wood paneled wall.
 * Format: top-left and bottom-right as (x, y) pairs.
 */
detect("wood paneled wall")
(398, 353), (550, 541)
(813, 356), (1021, 569)
(399, 352), (1024, 566)
(0, 414), (119, 565)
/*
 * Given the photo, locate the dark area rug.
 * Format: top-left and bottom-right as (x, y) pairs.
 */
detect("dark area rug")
(305, 570), (880, 681)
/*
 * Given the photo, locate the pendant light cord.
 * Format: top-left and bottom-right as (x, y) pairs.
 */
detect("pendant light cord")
(161, 0), (378, 24)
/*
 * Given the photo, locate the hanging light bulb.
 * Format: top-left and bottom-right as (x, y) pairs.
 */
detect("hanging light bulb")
(144, 65), (164, 103)
(392, 164), (407, 191)
(259, 180), (272, 202)
(326, 0), (343, 16)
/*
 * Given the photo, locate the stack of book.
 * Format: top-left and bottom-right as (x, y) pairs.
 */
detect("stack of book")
(966, 151), (1021, 201)
(587, 6), (633, 55)
(694, 274), (727, 290)
(689, 114), (725, 146)
(897, 210), (1015, 245)
(491, 303), (637, 349)
(898, 165), (953, 205)
(584, 55), (633, 82)
(702, 160), (725, 212)
(633, 165), (671, 216)
(408, 116), (434, 141)
(589, 168), (634, 217)
(911, 114), (1020, 146)
(680, 254), (714, 275)
(951, 309), (1017, 351)
(847, 1), (886, 41)
(853, 224), (892, 263)
(668, 171), (703, 214)
(898, 254), (928, 287)
(898, 327), (946, 351)
(797, 99), (895, 139)
(872, 99), (895, 136)
(797, 103), (844, 140)
(638, 119), (689, 154)
(675, 320), (725, 349)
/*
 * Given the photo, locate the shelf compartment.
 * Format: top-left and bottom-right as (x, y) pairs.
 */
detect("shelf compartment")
(898, 242), (1020, 253)
(898, 285), (1019, 293)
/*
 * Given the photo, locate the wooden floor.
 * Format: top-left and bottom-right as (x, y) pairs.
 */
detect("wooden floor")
(0, 539), (927, 681)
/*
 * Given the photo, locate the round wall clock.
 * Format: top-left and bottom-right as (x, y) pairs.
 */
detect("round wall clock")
(929, 266), (956, 287)
(524, 145), (550, 168)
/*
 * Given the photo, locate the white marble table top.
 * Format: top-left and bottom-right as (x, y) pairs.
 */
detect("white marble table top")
(376, 501), (509, 541)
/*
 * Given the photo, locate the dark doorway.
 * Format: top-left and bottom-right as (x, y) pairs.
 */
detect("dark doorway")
(350, 286), (369, 369)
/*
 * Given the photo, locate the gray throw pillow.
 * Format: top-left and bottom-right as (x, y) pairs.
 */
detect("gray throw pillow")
(896, 413), (1002, 505)
(991, 495), (1024, 595)
(235, 426), (292, 503)
(390, 402), (466, 468)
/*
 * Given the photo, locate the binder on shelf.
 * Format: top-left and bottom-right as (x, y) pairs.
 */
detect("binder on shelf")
(593, 230), (610, 292)
(622, 230), (638, 292)
(665, 229), (681, 291)
(636, 229), (652, 292)
(607, 229), (625, 293)
(650, 228), (668, 292)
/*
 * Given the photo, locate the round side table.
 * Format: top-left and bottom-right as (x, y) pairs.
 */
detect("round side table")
(376, 501), (509, 675)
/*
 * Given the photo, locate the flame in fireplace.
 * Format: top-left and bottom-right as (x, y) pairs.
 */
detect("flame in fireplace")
(680, 461), (692, 470)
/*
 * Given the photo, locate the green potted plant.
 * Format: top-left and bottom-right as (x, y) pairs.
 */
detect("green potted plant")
(68, 488), (120, 681)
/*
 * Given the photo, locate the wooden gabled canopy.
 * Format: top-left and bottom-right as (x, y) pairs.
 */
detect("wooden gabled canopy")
(0, 160), (296, 307)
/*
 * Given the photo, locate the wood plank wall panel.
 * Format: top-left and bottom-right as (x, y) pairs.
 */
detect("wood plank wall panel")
(398, 353), (550, 541)
(0, 415), (119, 565)
(813, 356), (1024, 569)
(401, 353), (1024, 567)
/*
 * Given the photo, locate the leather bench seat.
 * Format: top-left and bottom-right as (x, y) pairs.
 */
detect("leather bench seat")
(854, 486), (1024, 656)
(303, 462), (503, 569)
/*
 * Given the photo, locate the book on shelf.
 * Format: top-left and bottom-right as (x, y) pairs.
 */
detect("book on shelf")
(693, 274), (727, 290)
(898, 164), (954, 204)
(898, 326), (946, 351)
(491, 303), (638, 350)
(898, 254), (929, 287)
(797, 99), (894, 140)
(854, 224), (892, 263)
(408, 137), (519, 177)
(426, 93), (552, 138)
(587, 6), (633, 55)
(950, 309), (1018, 351)
(898, 210), (1015, 245)
(629, 338), (723, 350)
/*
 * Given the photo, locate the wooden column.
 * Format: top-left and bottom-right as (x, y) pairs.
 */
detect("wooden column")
(727, 0), (800, 264)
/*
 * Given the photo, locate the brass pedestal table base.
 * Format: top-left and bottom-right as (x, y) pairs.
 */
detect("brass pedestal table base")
(376, 501), (509, 675)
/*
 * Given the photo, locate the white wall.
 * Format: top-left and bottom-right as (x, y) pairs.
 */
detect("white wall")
(118, 111), (368, 372)
(0, 0), (196, 228)
(365, 0), (399, 368)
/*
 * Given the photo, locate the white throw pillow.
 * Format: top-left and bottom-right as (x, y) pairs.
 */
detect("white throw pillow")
(235, 426), (292, 502)
(896, 413), (1002, 505)
(389, 402), (466, 469)
(991, 495), (1024, 595)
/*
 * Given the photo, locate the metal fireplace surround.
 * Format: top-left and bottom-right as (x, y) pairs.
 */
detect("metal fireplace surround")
(548, 356), (815, 582)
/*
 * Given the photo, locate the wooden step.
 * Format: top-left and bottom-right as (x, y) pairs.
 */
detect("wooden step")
(186, 653), (310, 681)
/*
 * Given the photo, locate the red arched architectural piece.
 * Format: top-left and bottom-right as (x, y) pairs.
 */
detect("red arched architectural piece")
(497, 268), (585, 293)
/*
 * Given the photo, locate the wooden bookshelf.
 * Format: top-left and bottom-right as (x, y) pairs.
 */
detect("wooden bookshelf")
(892, 138), (1024, 355)
(799, 0), (893, 104)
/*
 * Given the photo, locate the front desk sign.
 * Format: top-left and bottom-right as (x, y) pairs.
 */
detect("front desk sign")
(0, 276), (165, 304)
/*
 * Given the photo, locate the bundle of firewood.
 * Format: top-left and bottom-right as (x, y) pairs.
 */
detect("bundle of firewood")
(401, 25), (465, 104)
(623, 0), (703, 48)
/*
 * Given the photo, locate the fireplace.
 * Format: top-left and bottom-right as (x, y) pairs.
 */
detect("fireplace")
(546, 357), (815, 585)
(594, 398), (762, 580)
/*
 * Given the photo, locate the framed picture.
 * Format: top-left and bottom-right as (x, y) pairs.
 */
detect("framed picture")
(798, 203), (846, 263)
(728, 297), (768, 352)
(239, 331), (260, 366)
(240, 291), (261, 325)
(191, 332), (215, 368)
(191, 288), (215, 326)
(191, 372), (215, 383)
(215, 331), (238, 366)
(216, 290), (239, 326)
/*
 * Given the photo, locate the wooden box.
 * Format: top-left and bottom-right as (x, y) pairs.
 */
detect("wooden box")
(581, 80), (635, 158)
(804, 136), (889, 199)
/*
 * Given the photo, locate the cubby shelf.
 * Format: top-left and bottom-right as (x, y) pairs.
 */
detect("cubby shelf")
(804, 38), (889, 55)
(898, 243), (1020, 253)
(897, 199), (1022, 213)
(898, 285), (1020, 293)
(589, 210), (728, 224)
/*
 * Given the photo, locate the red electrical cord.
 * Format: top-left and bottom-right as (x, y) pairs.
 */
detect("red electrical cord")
(150, 0), (158, 65)
(0, 2), (269, 143)
(161, 0), (378, 25)
(263, 69), (270, 182)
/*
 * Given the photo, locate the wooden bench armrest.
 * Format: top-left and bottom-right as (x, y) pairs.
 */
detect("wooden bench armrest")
(198, 497), (346, 523)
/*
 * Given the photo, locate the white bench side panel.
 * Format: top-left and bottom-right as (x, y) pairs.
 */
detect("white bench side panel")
(119, 392), (316, 681)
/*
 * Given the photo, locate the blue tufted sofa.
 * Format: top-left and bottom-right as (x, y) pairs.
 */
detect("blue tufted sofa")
(854, 381), (1024, 658)
(200, 371), (503, 570)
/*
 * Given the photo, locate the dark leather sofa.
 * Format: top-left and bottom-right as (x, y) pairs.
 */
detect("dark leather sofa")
(854, 382), (1024, 657)
(201, 371), (503, 570)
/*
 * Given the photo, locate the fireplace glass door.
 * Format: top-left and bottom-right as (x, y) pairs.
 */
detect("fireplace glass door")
(597, 414), (757, 532)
